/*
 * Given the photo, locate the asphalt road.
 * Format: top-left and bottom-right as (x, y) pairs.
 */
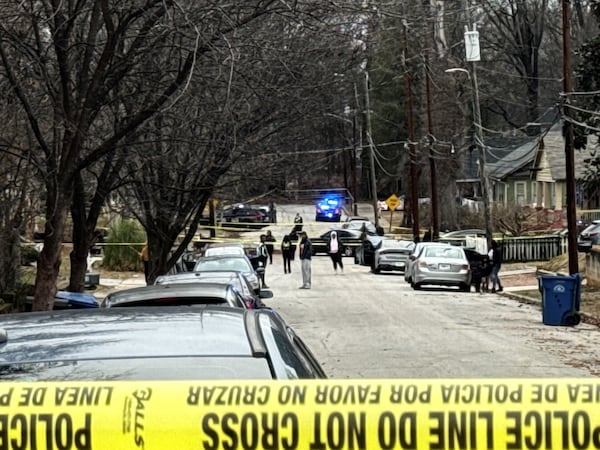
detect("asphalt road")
(253, 203), (600, 378)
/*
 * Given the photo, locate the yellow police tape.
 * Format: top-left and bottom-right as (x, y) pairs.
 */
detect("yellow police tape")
(1, 379), (599, 449)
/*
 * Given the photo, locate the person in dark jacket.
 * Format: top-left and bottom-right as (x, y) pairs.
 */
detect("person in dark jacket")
(299, 231), (312, 289)
(490, 240), (504, 293)
(257, 235), (269, 288)
(265, 230), (276, 264)
(293, 213), (303, 234)
(281, 234), (293, 274)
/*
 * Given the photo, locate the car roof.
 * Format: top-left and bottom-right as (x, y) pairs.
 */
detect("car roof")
(320, 228), (362, 238)
(0, 307), (326, 380)
(205, 242), (244, 248)
(155, 270), (246, 285)
(194, 254), (254, 271)
(102, 282), (246, 308)
(379, 239), (414, 249)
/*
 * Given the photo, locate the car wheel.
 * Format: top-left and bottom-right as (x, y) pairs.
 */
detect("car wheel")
(413, 282), (421, 290)
(460, 283), (470, 292)
(373, 267), (380, 274)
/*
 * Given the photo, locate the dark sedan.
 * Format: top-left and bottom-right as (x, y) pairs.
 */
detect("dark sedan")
(101, 282), (248, 309)
(154, 270), (272, 309)
(0, 307), (327, 380)
(310, 228), (363, 257)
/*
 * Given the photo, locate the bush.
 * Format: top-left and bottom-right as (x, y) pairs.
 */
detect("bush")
(102, 219), (145, 271)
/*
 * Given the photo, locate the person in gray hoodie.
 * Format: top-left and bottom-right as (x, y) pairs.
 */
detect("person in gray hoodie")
(299, 231), (312, 289)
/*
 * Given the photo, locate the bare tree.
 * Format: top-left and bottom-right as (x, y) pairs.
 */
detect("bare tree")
(0, 1), (302, 310)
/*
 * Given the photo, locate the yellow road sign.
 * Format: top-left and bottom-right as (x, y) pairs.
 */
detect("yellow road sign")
(386, 194), (401, 211)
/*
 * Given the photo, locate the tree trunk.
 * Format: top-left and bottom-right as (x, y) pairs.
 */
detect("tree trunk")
(68, 174), (90, 292)
(32, 201), (69, 311)
(0, 228), (20, 295)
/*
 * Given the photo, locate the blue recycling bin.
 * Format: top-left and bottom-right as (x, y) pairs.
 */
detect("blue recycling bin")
(539, 274), (581, 326)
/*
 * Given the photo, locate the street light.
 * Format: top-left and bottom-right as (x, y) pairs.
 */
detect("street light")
(445, 67), (493, 245)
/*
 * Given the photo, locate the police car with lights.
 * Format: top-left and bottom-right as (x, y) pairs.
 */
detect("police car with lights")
(315, 196), (342, 222)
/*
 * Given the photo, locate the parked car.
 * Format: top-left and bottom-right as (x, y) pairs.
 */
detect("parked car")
(372, 239), (414, 274)
(101, 282), (248, 309)
(315, 196), (343, 222)
(310, 228), (362, 256)
(154, 270), (272, 309)
(577, 220), (600, 253)
(0, 307), (327, 380)
(411, 244), (471, 291)
(354, 234), (386, 266)
(404, 242), (452, 284)
(219, 206), (267, 228)
(344, 215), (370, 222)
(25, 290), (99, 311)
(194, 254), (261, 293)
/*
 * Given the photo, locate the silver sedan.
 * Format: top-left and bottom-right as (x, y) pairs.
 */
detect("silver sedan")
(412, 244), (471, 291)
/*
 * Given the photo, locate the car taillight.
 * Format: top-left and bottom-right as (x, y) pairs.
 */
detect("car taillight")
(418, 261), (426, 267)
(589, 232), (599, 237)
(462, 264), (469, 270)
(245, 300), (254, 309)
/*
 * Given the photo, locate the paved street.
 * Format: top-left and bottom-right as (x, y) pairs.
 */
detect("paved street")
(98, 203), (600, 379)
(262, 252), (600, 378)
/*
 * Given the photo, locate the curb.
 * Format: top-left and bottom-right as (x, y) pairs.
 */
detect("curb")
(501, 291), (600, 328)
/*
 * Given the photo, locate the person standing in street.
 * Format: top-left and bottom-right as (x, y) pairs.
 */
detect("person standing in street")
(490, 240), (504, 293)
(293, 212), (303, 234)
(299, 231), (312, 289)
(327, 231), (344, 273)
(257, 234), (269, 288)
(139, 243), (150, 285)
(265, 230), (276, 265)
(281, 234), (293, 274)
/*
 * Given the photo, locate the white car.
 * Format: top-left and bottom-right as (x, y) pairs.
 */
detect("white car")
(411, 244), (471, 291)
(404, 242), (452, 284)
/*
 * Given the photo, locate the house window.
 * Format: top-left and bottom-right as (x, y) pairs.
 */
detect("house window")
(551, 183), (556, 208)
(531, 181), (537, 206)
(515, 182), (526, 205)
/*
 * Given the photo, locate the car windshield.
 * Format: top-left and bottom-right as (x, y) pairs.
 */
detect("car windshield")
(194, 257), (252, 272)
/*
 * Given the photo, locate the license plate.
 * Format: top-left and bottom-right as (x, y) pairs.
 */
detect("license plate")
(438, 264), (450, 271)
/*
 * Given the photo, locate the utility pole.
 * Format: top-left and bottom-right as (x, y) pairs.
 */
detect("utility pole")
(462, 1), (492, 246)
(424, 5), (439, 241)
(364, 72), (379, 227)
(352, 83), (360, 216)
(562, 0), (578, 274)
(403, 21), (419, 242)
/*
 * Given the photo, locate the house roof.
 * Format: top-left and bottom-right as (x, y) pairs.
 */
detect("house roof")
(456, 110), (598, 184)
(537, 124), (597, 180)
(485, 136), (539, 180)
